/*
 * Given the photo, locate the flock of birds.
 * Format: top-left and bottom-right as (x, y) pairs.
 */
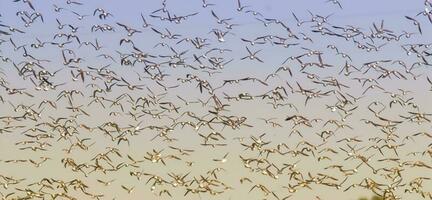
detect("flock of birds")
(1, 0), (432, 199)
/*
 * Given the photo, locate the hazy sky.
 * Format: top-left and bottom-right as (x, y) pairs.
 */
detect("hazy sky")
(0, 0), (432, 200)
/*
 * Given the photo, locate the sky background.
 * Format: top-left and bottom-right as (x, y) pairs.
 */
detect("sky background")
(0, 0), (432, 200)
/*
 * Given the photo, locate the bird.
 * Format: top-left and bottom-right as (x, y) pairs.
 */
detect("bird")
(405, 15), (423, 34)
(121, 185), (135, 194)
(326, 0), (343, 9)
(213, 153), (229, 163)
(241, 46), (264, 63)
